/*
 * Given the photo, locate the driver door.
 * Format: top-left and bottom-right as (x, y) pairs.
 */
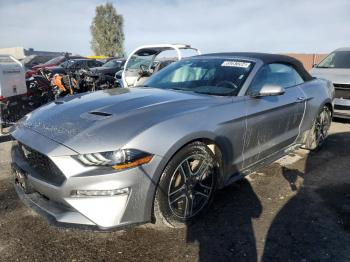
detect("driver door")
(242, 63), (306, 168)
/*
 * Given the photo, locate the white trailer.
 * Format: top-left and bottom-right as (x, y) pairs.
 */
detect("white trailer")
(0, 55), (27, 133)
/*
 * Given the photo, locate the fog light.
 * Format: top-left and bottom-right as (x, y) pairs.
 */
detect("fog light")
(71, 188), (129, 197)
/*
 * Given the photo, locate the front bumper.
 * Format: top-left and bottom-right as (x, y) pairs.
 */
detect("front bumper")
(11, 128), (164, 230)
(334, 98), (350, 119)
(14, 184), (99, 230)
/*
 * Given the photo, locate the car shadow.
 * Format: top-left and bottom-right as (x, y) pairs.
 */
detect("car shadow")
(186, 178), (262, 261)
(185, 130), (350, 261)
(262, 132), (350, 261)
(333, 117), (350, 124)
(0, 134), (12, 143)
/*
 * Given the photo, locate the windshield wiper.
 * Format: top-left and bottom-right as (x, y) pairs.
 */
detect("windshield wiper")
(169, 87), (192, 91)
(194, 91), (230, 96)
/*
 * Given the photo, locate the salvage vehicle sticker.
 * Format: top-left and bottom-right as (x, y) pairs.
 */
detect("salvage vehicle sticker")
(221, 61), (251, 68)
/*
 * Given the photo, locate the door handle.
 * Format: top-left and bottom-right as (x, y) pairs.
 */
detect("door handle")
(296, 96), (305, 101)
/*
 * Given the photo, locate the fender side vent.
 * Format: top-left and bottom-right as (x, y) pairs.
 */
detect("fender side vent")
(89, 111), (112, 117)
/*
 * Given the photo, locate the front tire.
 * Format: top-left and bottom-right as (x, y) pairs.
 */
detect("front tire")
(154, 142), (218, 228)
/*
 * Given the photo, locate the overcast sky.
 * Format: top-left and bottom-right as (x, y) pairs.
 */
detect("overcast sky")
(0, 0), (349, 55)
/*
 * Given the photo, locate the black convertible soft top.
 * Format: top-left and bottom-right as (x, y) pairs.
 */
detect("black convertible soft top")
(199, 52), (313, 81)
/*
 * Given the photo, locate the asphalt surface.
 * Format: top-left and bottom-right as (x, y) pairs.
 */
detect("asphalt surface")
(0, 120), (350, 262)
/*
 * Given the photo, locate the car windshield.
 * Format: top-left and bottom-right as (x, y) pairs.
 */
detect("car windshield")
(317, 51), (350, 69)
(127, 53), (154, 70)
(103, 59), (123, 68)
(144, 58), (254, 96)
(44, 56), (63, 65)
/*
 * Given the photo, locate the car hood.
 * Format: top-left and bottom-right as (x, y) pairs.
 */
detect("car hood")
(18, 87), (225, 154)
(310, 68), (350, 84)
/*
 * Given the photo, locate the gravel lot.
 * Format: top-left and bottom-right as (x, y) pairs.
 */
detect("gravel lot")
(0, 120), (349, 262)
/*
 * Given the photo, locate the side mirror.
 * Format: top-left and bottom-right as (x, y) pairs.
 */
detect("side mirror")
(312, 63), (318, 68)
(252, 84), (285, 98)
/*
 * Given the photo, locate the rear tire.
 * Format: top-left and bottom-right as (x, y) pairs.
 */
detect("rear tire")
(154, 142), (218, 228)
(306, 106), (332, 150)
(0, 122), (4, 135)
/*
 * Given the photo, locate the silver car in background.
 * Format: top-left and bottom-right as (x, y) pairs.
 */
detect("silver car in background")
(310, 47), (350, 119)
(11, 53), (334, 230)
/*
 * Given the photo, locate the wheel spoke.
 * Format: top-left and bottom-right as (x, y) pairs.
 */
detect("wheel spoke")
(323, 112), (331, 134)
(169, 179), (187, 204)
(169, 184), (185, 197)
(178, 165), (188, 183)
(318, 133), (324, 143)
(198, 182), (211, 190)
(194, 159), (209, 177)
(182, 159), (193, 177)
(170, 192), (186, 205)
(184, 195), (194, 217)
(196, 181), (212, 197)
(194, 191), (210, 199)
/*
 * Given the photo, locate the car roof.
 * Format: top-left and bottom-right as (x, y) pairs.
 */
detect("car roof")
(197, 52), (313, 81)
(334, 47), (350, 52)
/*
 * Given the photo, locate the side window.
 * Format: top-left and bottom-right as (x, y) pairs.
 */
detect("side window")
(72, 61), (82, 68)
(247, 63), (304, 95)
(87, 60), (98, 67)
(94, 61), (103, 67)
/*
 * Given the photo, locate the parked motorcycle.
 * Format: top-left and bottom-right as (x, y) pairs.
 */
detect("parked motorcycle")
(25, 73), (55, 110)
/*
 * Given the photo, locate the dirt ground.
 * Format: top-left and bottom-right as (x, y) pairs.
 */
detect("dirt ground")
(0, 120), (349, 262)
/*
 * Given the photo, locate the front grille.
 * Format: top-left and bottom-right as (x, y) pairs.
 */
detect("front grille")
(334, 83), (350, 99)
(17, 142), (66, 186)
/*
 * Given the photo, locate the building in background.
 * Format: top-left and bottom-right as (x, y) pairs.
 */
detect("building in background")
(0, 47), (73, 69)
(286, 53), (328, 71)
(0, 47), (68, 60)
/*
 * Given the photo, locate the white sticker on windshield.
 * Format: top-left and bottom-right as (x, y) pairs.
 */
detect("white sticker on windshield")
(221, 61), (251, 68)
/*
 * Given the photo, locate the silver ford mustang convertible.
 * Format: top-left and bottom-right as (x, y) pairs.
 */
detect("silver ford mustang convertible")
(11, 53), (334, 230)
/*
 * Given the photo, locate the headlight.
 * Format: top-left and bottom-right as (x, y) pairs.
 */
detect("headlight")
(75, 149), (153, 170)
